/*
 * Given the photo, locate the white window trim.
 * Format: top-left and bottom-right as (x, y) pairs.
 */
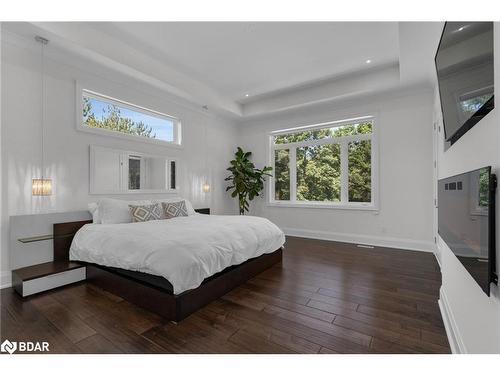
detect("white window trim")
(268, 115), (379, 211)
(76, 84), (182, 148)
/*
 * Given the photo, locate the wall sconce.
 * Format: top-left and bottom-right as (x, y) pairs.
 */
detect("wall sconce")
(32, 178), (52, 196)
(202, 183), (211, 193)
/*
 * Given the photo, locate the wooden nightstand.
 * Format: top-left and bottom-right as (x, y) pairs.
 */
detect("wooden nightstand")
(12, 261), (86, 297)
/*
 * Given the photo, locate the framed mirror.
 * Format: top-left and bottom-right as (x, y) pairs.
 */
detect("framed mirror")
(90, 145), (178, 194)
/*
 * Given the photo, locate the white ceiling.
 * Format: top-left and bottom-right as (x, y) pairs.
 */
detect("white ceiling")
(3, 22), (441, 119)
(94, 22), (400, 102)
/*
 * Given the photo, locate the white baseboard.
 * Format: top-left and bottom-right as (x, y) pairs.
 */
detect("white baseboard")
(282, 227), (435, 253)
(438, 286), (466, 354)
(1, 271), (12, 289)
(434, 252), (442, 268)
(433, 244), (442, 268)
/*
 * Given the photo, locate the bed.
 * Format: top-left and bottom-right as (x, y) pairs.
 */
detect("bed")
(54, 207), (285, 322)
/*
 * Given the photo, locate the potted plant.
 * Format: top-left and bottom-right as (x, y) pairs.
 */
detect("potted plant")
(225, 147), (273, 215)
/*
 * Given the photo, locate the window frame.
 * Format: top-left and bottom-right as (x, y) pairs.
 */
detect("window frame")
(268, 115), (379, 211)
(76, 86), (182, 147)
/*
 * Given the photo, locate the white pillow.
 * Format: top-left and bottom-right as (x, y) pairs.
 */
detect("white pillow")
(98, 198), (153, 224)
(88, 202), (101, 224)
(153, 197), (196, 217)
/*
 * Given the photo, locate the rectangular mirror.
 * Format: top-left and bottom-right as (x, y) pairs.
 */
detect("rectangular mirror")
(90, 145), (178, 194)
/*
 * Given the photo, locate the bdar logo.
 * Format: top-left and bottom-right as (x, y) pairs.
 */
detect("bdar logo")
(1, 339), (17, 354)
(0, 339), (49, 354)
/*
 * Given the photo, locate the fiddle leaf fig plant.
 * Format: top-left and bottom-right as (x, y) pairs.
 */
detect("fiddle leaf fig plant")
(225, 147), (273, 215)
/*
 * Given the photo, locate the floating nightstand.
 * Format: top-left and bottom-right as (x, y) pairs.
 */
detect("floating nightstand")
(12, 261), (86, 297)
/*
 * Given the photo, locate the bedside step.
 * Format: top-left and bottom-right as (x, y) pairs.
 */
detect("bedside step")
(12, 261), (86, 297)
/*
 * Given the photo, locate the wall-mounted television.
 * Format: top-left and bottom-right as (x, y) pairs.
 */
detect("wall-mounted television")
(438, 167), (497, 295)
(435, 22), (494, 145)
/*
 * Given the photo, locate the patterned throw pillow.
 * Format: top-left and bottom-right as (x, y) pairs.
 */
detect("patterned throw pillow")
(129, 203), (162, 222)
(162, 200), (188, 219)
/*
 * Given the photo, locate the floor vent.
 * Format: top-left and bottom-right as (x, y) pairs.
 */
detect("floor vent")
(356, 244), (375, 249)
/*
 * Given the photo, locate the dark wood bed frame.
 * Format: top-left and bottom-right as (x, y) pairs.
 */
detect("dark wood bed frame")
(53, 209), (283, 322)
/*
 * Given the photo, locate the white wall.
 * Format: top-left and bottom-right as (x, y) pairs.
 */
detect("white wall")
(0, 24), (5, 289)
(238, 88), (435, 251)
(434, 24), (500, 354)
(0, 30), (239, 286)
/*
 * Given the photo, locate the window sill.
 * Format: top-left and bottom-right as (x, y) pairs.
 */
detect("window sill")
(77, 124), (183, 149)
(267, 201), (379, 212)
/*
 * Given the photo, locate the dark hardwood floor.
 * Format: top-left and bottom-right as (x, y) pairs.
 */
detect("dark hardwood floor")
(0, 237), (450, 354)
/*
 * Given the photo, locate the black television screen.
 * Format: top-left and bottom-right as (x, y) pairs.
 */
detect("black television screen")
(438, 167), (495, 295)
(435, 22), (494, 145)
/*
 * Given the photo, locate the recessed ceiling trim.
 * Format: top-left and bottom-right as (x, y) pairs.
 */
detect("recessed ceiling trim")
(242, 63), (400, 117)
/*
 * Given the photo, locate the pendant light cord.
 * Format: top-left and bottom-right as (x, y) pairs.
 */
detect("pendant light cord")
(40, 39), (45, 181)
(35, 36), (49, 182)
(202, 106), (209, 187)
(205, 117), (208, 172)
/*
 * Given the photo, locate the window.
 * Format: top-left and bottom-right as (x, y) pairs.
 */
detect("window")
(80, 89), (181, 145)
(128, 156), (141, 190)
(274, 149), (290, 200)
(169, 161), (177, 190)
(270, 116), (377, 209)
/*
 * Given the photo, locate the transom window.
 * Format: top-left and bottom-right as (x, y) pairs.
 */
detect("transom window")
(80, 89), (181, 146)
(270, 116), (377, 209)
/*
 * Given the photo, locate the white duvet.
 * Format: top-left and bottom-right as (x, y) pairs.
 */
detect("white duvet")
(70, 214), (285, 294)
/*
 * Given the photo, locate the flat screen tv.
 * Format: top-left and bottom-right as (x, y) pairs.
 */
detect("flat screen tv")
(435, 22), (494, 145)
(438, 167), (497, 295)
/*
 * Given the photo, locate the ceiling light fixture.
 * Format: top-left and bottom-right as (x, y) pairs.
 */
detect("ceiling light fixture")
(365, 59), (372, 64)
(245, 94), (249, 97)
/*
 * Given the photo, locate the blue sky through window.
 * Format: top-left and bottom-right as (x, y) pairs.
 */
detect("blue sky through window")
(85, 97), (174, 142)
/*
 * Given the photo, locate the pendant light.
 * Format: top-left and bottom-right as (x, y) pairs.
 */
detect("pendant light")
(32, 36), (52, 196)
(202, 106), (211, 193)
